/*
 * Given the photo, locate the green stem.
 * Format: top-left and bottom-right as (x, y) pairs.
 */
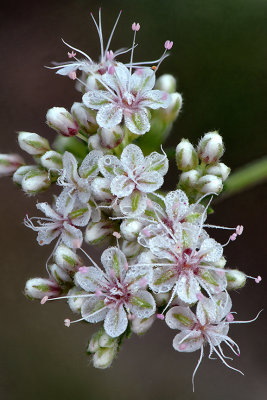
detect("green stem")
(221, 157), (267, 199)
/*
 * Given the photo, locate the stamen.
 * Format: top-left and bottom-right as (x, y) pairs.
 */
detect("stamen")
(192, 345), (204, 392)
(105, 10), (122, 54)
(61, 38), (93, 62)
(157, 313), (165, 320)
(129, 22), (140, 76)
(68, 71), (77, 80)
(68, 51), (76, 58)
(154, 40), (174, 72)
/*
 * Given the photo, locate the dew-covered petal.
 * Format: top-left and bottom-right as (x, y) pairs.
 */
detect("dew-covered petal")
(148, 235), (176, 261)
(68, 202), (91, 227)
(213, 292), (232, 321)
(136, 171), (163, 193)
(81, 297), (108, 323)
(144, 152), (169, 176)
(110, 175), (135, 197)
(96, 104), (123, 129)
(165, 190), (189, 223)
(98, 154), (123, 178)
(75, 267), (107, 292)
(177, 271), (201, 304)
(120, 144), (145, 172)
(165, 306), (197, 330)
(102, 62), (130, 93)
(150, 265), (177, 293)
(82, 90), (114, 110)
(101, 247), (127, 279)
(196, 297), (218, 325)
(140, 89), (170, 109)
(104, 305), (128, 338)
(91, 177), (113, 201)
(119, 191), (147, 216)
(62, 222), (83, 248)
(37, 225), (61, 245)
(173, 331), (204, 353)
(79, 150), (102, 179)
(130, 67), (155, 93)
(186, 203), (206, 224)
(125, 264), (152, 291)
(61, 151), (79, 182)
(36, 202), (60, 220)
(199, 238), (223, 263)
(198, 268), (227, 295)
(124, 109), (150, 136)
(128, 289), (156, 318)
(56, 188), (77, 215)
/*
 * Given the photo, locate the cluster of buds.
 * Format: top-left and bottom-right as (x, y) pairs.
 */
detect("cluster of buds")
(0, 9), (262, 391)
(176, 132), (230, 201)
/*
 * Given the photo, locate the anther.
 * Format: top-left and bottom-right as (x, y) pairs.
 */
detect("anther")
(64, 318), (71, 327)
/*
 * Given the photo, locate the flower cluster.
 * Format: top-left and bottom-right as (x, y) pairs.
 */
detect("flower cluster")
(0, 10), (262, 391)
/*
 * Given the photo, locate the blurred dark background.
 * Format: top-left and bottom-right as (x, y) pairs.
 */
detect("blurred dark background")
(0, 0), (266, 399)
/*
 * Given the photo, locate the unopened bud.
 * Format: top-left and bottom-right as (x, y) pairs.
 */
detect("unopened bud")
(18, 132), (50, 155)
(21, 169), (50, 194)
(88, 133), (104, 151)
(48, 263), (72, 286)
(87, 330), (102, 353)
(13, 165), (38, 185)
(131, 314), (156, 335)
(84, 74), (100, 91)
(162, 92), (182, 122)
(98, 333), (117, 348)
(54, 244), (82, 272)
(121, 240), (142, 258)
(46, 107), (79, 137)
(25, 278), (60, 299)
(40, 150), (63, 170)
(99, 125), (124, 149)
(214, 256), (226, 269)
(176, 139), (198, 172)
(91, 177), (113, 201)
(179, 169), (200, 188)
(120, 219), (144, 241)
(206, 162), (230, 182)
(85, 220), (114, 244)
(226, 269), (246, 290)
(0, 154), (24, 176)
(198, 131), (224, 164)
(67, 287), (85, 313)
(155, 74), (176, 93)
(93, 346), (117, 369)
(71, 102), (98, 135)
(197, 174), (223, 194)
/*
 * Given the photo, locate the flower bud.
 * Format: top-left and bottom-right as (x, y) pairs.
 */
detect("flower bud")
(179, 169), (200, 188)
(93, 346), (117, 369)
(206, 162), (230, 182)
(84, 74), (99, 91)
(40, 150), (63, 170)
(87, 330), (102, 353)
(21, 169), (51, 194)
(67, 287), (85, 313)
(85, 220), (114, 245)
(46, 107), (79, 137)
(0, 154), (24, 176)
(154, 293), (171, 307)
(214, 256), (226, 269)
(71, 102), (98, 135)
(13, 165), (39, 185)
(162, 92), (183, 122)
(131, 314), (156, 335)
(99, 125), (124, 149)
(88, 133), (104, 151)
(120, 219), (144, 241)
(197, 174), (223, 194)
(25, 278), (60, 299)
(226, 269), (246, 290)
(121, 240), (142, 258)
(48, 263), (72, 286)
(98, 333), (116, 348)
(197, 131), (224, 164)
(176, 139), (198, 172)
(91, 177), (113, 201)
(155, 74), (176, 93)
(18, 132), (50, 155)
(54, 244), (82, 272)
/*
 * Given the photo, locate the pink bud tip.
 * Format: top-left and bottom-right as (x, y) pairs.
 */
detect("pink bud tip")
(230, 233), (237, 241)
(226, 313), (234, 322)
(64, 319), (71, 327)
(196, 293), (205, 301)
(157, 313), (165, 320)
(179, 343), (187, 351)
(255, 276), (262, 284)
(79, 266), (89, 273)
(132, 22), (140, 31)
(68, 51), (76, 58)
(112, 231), (121, 239)
(236, 225), (244, 235)
(142, 228), (151, 238)
(95, 289), (103, 297)
(41, 296), (48, 305)
(68, 71), (77, 80)
(164, 40), (173, 50)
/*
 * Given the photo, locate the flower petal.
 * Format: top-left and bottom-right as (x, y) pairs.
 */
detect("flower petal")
(144, 152), (169, 176)
(120, 144), (145, 171)
(79, 150), (102, 179)
(61, 151), (79, 182)
(37, 225), (61, 246)
(98, 154), (123, 178)
(130, 67), (155, 93)
(68, 201), (91, 227)
(96, 104), (123, 129)
(177, 271), (201, 304)
(128, 290), (156, 318)
(101, 247), (127, 279)
(124, 109), (150, 135)
(82, 90), (114, 110)
(165, 190), (189, 223)
(110, 175), (135, 197)
(36, 202), (60, 220)
(196, 297), (217, 325)
(199, 238), (223, 263)
(165, 306), (197, 330)
(104, 305), (128, 337)
(75, 267), (107, 292)
(62, 222), (83, 248)
(102, 62), (130, 93)
(136, 171), (163, 193)
(125, 264), (152, 291)
(119, 191), (147, 216)
(140, 90), (171, 110)
(150, 265), (177, 293)
(173, 331), (204, 352)
(81, 297), (108, 323)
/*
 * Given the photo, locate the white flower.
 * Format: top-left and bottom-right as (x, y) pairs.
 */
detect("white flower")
(72, 247), (155, 337)
(165, 293), (251, 390)
(24, 197), (91, 248)
(57, 150), (102, 212)
(98, 144), (168, 215)
(83, 63), (170, 135)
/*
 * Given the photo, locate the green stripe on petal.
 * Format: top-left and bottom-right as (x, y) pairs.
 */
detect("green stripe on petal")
(200, 271), (219, 286)
(130, 296), (153, 309)
(173, 313), (193, 327)
(69, 208), (88, 219)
